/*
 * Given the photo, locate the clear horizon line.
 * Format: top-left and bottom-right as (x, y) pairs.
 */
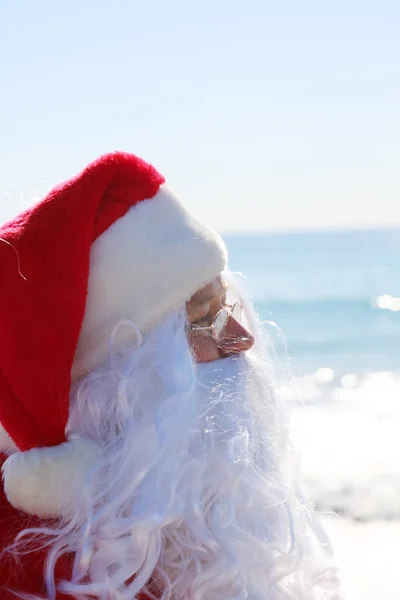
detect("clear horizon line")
(221, 224), (400, 237)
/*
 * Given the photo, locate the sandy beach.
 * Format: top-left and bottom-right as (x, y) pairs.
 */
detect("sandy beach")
(322, 516), (400, 600)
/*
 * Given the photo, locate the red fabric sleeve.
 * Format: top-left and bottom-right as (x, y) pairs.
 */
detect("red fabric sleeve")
(0, 455), (157, 599)
(0, 454), (73, 599)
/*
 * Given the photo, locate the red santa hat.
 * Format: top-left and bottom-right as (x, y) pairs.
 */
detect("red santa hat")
(0, 151), (227, 516)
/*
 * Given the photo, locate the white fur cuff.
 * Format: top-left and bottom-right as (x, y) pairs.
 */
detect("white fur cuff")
(2, 437), (102, 518)
(72, 185), (227, 378)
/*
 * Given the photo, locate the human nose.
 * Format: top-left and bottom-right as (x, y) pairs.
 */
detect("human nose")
(218, 315), (255, 355)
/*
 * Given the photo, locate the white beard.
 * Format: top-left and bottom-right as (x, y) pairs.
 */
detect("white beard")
(23, 307), (341, 600)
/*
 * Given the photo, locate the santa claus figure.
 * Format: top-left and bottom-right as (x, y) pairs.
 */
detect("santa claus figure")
(0, 152), (341, 599)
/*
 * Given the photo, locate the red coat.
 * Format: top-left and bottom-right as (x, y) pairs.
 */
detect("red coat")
(0, 454), (153, 599)
(0, 454), (74, 598)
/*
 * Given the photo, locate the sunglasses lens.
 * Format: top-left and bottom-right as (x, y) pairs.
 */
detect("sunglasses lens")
(213, 309), (229, 341)
(231, 300), (243, 323)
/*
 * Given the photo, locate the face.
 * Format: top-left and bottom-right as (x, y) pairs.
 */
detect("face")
(186, 275), (255, 362)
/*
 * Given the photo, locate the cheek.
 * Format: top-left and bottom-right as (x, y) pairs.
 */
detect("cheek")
(188, 333), (221, 363)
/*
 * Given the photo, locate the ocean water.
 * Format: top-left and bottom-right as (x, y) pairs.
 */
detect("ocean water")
(225, 229), (400, 521)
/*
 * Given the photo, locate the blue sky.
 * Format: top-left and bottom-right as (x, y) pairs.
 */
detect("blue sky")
(1, 0), (399, 232)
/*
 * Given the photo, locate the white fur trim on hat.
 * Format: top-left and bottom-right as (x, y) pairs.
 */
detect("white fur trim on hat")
(72, 184), (227, 378)
(2, 437), (102, 518)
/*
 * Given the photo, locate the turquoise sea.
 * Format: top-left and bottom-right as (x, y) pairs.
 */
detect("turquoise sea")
(226, 229), (400, 376)
(225, 229), (400, 521)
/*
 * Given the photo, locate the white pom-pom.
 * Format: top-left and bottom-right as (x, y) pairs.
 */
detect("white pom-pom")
(2, 437), (102, 518)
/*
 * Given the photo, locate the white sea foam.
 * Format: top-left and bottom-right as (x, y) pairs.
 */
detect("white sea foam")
(280, 371), (400, 521)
